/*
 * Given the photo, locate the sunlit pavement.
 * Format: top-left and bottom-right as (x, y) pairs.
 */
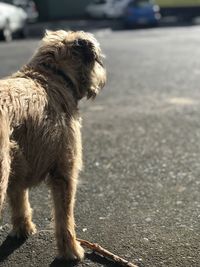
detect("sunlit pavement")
(0, 25), (200, 267)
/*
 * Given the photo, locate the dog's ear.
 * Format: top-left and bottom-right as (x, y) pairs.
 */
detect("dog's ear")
(72, 38), (96, 65)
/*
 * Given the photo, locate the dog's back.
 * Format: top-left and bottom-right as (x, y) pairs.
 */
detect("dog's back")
(0, 77), (47, 125)
(0, 72), (81, 205)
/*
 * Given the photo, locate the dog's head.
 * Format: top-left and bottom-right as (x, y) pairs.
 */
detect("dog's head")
(34, 30), (106, 100)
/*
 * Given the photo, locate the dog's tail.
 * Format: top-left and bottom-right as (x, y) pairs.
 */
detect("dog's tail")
(0, 111), (11, 219)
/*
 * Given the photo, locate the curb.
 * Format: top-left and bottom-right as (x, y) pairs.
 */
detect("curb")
(27, 19), (121, 37)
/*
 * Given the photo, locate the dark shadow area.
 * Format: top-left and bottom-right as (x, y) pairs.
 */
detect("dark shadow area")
(49, 252), (123, 267)
(50, 258), (80, 267)
(86, 252), (124, 267)
(0, 235), (27, 262)
(25, 16), (200, 40)
(113, 19), (199, 32)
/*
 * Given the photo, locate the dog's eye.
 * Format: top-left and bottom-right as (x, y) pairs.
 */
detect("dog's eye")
(74, 39), (87, 47)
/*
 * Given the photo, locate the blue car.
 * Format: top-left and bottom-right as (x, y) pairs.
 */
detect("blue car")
(123, 0), (161, 28)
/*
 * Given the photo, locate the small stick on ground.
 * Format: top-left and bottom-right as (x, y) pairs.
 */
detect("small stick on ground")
(77, 238), (138, 267)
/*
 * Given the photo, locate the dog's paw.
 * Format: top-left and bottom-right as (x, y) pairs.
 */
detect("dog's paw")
(58, 240), (85, 261)
(9, 221), (37, 238)
(71, 241), (85, 261)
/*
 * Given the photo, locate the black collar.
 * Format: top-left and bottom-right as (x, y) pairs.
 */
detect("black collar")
(41, 62), (79, 100)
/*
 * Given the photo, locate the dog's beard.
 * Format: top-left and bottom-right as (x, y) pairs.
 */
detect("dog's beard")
(86, 62), (106, 99)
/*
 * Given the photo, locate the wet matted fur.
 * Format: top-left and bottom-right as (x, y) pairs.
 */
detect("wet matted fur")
(0, 30), (106, 260)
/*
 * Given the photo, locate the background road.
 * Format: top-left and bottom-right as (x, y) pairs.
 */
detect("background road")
(0, 26), (200, 267)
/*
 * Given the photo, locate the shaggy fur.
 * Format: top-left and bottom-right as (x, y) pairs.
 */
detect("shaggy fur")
(0, 30), (106, 260)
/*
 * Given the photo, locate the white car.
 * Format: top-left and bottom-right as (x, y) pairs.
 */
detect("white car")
(0, 2), (27, 41)
(86, 0), (131, 19)
(12, 0), (39, 23)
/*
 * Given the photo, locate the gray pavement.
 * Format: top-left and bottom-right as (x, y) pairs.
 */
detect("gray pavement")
(0, 26), (200, 267)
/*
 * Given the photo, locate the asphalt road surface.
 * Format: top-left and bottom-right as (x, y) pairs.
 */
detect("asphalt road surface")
(0, 26), (200, 267)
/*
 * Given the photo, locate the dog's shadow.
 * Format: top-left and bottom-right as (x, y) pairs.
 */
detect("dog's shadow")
(0, 236), (121, 267)
(50, 252), (122, 267)
(0, 235), (27, 262)
(85, 252), (122, 267)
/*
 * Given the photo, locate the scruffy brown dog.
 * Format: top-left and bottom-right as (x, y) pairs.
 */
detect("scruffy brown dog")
(0, 30), (106, 260)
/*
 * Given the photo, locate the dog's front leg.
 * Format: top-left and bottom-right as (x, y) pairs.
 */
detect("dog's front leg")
(50, 168), (84, 261)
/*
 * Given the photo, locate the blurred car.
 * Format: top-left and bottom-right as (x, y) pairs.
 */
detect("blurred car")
(12, 0), (38, 23)
(123, 0), (161, 28)
(0, 1), (27, 41)
(86, 0), (131, 19)
(2, 0), (38, 23)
